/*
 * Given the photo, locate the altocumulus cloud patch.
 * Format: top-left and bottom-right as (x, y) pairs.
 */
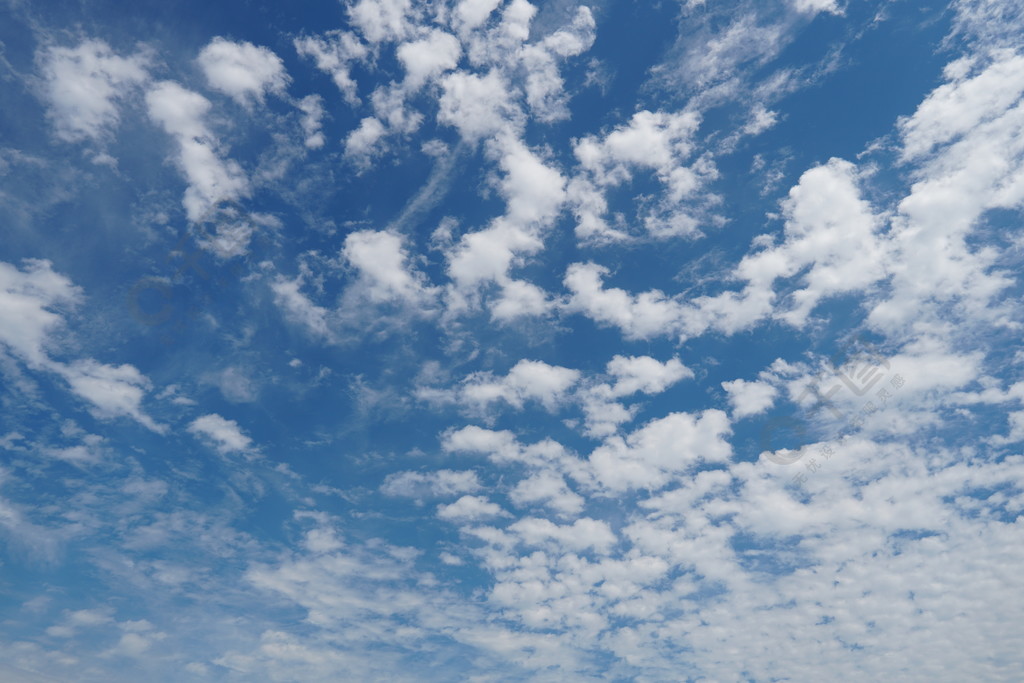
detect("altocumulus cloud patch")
(1, 0), (1024, 680)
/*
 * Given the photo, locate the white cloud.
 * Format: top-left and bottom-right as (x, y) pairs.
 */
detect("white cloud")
(437, 495), (509, 521)
(990, 410), (1024, 444)
(344, 116), (387, 161)
(145, 81), (250, 223)
(606, 355), (693, 397)
(899, 52), (1024, 162)
(294, 31), (368, 105)
(380, 469), (481, 500)
(452, 0), (502, 33)
(563, 262), (688, 340)
(736, 157), (887, 326)
(461, 359), (580, 413)
(578, 356), (693, 438)
(0, 260), (162, 432)
(342, 229), (437, 307)
(349, 0), (413, 43)
(570, 108), (709, 242)
(197, 37), (290, 106)
(871, 50), (1024, 333)
(443, 137), (566, 318)
(588, 410), (732, 491)
(438, 70), (520, 142)
(0, 258), (80, 367)
(721, 378), (778, 418)
(270, 276), (331, 340)
(791, 0), (841, 15)
(397, 30), (462, 89)
(508, 517), (617, 555)
(188, 413), (254, 454)
(39, 39), (149, 142)
(60, 360), (164, 433)
(519, 7), (596, 122)
(297, 95), (326, 149)
(509, 470), (585, 517)
(566, 157), (885, 339)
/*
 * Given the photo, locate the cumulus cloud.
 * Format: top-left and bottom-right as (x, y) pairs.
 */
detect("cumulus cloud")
(39, 39), (149, 143)
(342, 229), (438, 308)
(60, 360), (164, 433)
(459, 359), (580, 413)
(0, 259), (162, 432)
(569, 108), (712, 241)
(438, 70), (520, 142)
(197, 37), (290, 106)
(509, 470), (585, 517)
(397, 30), (461, 89)
(444, 136), (565, 317)
(721, 378), (778, 418)
(380, 469), (481, 500)
(871, 49), (1024, 333)
(297, 94), (326, 149)
(588, 410), (732, 491)
(437, 494), (509, 521)
(0, 258), (80, 367)
(187, 413), (253, 454)
(348, 0), (413, 43)
(270, 276), (331, 340)
(145, 81), (250, 224)
(294, 30), (368, 105)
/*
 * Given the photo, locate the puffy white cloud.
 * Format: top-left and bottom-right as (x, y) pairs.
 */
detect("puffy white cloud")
(444, 137), (565, 318)
(348, 0), (413, 43)
(519, 7), (596, 122)
(270, 276), (331, 340)
(0, 260), (162, 432)
(197, 38), (289, 106)
(570, 109), (709, 242)
(899, 52), (1024, 162)
(380, 469), (481, 500)
(145, 81), (250, 224)
(509, 470), (585, 517)
(294, 31), (368, 105)
(736, 157), (887, 326)
(60, 360), (164, 433)
(563, 262), (688, 340)
(187, 413), (253, 454)
(297, 94), (326, 149)
(342, 229), (438, 308)
(508, 517), (617, 555)
(871, 50), (1024, 334)
(437, 495), (509, 521)
(589, 410), (732, 491)
(442, 426), (574, 470)
(990, 410), (1024, 445)
(489, 279), (550, 321)
(0, 258), (80, 367)
(452, 0), (502, 32)
(344, 116), (387, 161)
(606, 355), (693, 397)
(438, 70), (520, 142)
(461, 359), (580, 413)
(39, 39), (149, 142)
(576, 110), (700, 178)
(566, 157), (885, 339)
(397, 30), (461, 89)
(578, 356), (693, 438)
(791, 0), (841, 15)
(721, 378), (778, 418)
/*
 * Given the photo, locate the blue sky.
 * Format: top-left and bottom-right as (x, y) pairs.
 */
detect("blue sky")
(2, 0), (1024, 680)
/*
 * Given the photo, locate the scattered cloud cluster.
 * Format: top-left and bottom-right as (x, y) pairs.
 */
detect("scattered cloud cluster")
(4, 0), (1024, 680)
